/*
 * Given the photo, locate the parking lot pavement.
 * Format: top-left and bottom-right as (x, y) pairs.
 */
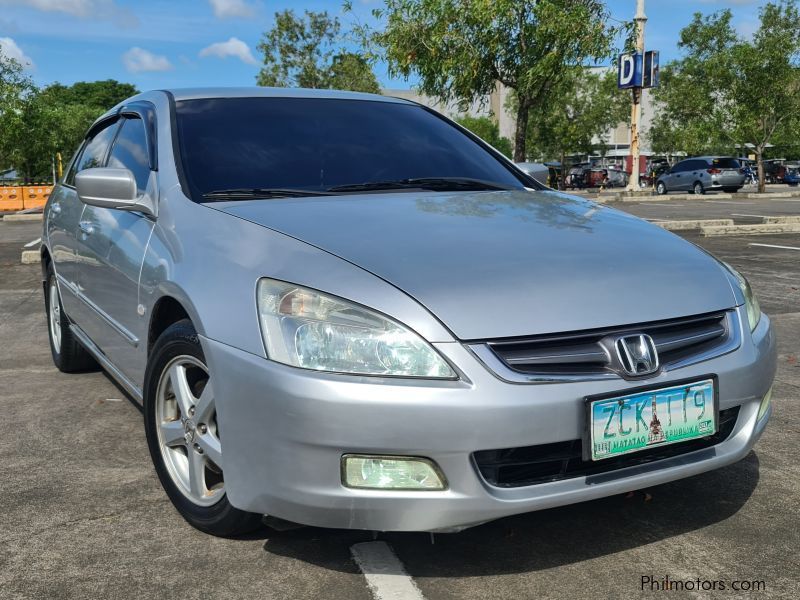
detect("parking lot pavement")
(609, 195), (800, 225)
(2, 216), (799, 600)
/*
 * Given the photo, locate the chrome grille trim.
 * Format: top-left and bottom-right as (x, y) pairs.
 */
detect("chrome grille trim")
(468, 310), (742, 384)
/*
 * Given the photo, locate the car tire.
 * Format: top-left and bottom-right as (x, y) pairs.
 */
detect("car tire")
(693, 182), (705, 195)
(143, 318), (263, 537)
(656, 181), (667, 195)
(45, 262), (97, 373)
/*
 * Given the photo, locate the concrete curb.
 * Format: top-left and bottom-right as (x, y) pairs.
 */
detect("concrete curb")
(21, 250), (40, 264)
(763, 216), (800, 224)
(611, 193), (734, 202)
(3, 213), (43, 222)
(739, 192), (800, 199)
(701, 223), (800, 236)
(656, 219), (734, 231)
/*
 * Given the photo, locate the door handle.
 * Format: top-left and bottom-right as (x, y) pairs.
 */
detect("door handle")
(51, 202), (61, 215)
(79, 221), (95, 236)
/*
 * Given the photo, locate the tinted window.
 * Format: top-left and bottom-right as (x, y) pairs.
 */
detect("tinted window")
(689, 160), (705, 171)
(175, 97), (525, 199)
(711, 157), (740, 169)
(66, 120), (119, 185)
(107, 117), (151, 194)
(672, 161), (691, 173)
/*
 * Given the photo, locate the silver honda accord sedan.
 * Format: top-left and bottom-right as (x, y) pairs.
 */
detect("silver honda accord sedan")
(42, 88), (776, 536)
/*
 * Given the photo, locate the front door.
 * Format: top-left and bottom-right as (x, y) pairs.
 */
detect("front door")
(74, 116), (156, 384)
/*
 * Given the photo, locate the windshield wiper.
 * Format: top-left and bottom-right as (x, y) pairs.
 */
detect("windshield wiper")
(202, 188), (335, 201)
(327, 177), (516, 193)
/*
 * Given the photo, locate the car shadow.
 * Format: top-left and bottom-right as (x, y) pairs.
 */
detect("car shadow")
(262, 452), (760, 576)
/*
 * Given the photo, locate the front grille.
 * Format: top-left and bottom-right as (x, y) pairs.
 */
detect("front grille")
(481, 311), (734, 379)
(473, 406), (739, 488)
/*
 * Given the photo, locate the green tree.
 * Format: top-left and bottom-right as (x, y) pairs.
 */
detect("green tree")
(454, 115), (513, 158)
(368, 0), (625, 162)
(256, 9), (380, 93)
(526, 69), (629, 176)
(328, 52), (380, 94)
(0, 73), (138, 181)
(0, 48), (35, 171)
(651, 1), (800, 191)
(44, 79), (138, 110)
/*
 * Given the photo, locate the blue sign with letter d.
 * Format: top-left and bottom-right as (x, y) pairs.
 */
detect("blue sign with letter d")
(618, 52), (643, 89)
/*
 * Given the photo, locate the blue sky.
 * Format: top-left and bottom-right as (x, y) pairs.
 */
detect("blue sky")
(0, 0), (767, 91)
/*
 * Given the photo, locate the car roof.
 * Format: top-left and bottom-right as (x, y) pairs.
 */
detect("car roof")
(162, 87), (412, 104)
(689, 156), (737, 160)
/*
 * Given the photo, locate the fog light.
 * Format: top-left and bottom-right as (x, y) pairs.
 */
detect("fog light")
(342, 455), (446, 490)
(757, 387), (773, 421)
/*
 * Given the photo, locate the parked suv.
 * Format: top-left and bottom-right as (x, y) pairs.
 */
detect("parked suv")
(656, 157), (745, 195)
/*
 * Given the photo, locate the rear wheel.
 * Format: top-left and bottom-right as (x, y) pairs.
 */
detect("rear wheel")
(45, 262), (96, 372)
(143, 319), (262, 537)
(656, 181), (667, 195)
(693, 181), (705, 195)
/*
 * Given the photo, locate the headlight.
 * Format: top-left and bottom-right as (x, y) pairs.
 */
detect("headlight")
(723, 263), (761, 332)
(256, 278), (456, 378)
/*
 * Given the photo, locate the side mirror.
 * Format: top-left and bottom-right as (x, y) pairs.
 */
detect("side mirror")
(75, 167), (155, 217)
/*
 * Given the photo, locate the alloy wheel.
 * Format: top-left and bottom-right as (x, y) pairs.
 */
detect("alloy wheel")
(49, 281), (62, 354)
(155, 355), (224, 507)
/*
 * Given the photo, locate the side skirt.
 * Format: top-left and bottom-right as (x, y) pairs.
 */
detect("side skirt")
(70, 323), (144, 404)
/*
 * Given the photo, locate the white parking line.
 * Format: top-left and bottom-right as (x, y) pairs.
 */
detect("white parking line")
(24, 237), (41, 248)
(351, 541), (426, 600)
(705, 200), (755, 204)
(749, 243), (800, 251)
(731, 213), (769, 218)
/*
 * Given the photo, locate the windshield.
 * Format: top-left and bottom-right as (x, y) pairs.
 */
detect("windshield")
(174, 97), (527, 200)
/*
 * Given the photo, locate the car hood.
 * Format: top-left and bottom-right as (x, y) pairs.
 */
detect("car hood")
(216, 190), (737, 340)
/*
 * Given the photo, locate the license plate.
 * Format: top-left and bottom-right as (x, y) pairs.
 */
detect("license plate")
(587, 379), (717, 461)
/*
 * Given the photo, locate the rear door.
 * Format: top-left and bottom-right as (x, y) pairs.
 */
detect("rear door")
(667, 160), (690, 191)
(74, 113), (156, 382)
(684, 159), (707, 189)
(48, 119), (120, 321)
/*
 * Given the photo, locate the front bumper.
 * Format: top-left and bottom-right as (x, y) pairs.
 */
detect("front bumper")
(202, 308), (776, 532)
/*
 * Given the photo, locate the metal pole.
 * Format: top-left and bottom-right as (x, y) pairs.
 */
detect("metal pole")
(627, 0), (647, 192)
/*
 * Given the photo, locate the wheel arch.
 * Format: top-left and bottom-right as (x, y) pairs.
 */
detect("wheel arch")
(148, 291), (204, 354)
(40, 245), (52, 281)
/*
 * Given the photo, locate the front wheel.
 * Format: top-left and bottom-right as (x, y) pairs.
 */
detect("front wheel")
(656, 181), (667, 195)
(693, 181), (705, 195)
(143, 319), (262, 537)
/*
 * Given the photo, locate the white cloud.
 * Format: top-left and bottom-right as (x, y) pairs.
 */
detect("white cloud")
(122, 47), (172, 73)
(0, 36), (34, 68)
(0, 0), (138, 27)
(208, 0), (255, 19)
(199, 37), (258, 66)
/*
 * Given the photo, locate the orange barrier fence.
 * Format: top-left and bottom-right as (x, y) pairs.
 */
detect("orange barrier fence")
(22, 185), (52, 209)
(0, 186), (23, 211)
(0, 185), (52, 211)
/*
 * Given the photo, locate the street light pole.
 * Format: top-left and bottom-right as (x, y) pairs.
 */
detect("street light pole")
(627, 0), (647, 192)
